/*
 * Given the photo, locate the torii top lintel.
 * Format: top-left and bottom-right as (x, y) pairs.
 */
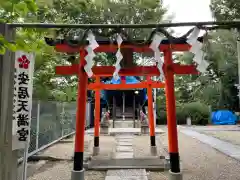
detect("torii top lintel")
(45, 37), (203, 53)
(44, 37), (200, 77)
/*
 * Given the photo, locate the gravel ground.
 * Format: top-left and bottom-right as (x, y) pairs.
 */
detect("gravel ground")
(38, 134), (93, 159)
(28, 161), (106, 180)
(18, 134), (93, 179)
(38, 140), (74, 160)
(18, 160), (48, 179)
(148, 127), (240, 180)
(24, 134), (108, 180)
(90, 136), (116, 159)
(22, 124), (240, 180)
(133, 135), (167, 158)
(200, 131), (240, 146)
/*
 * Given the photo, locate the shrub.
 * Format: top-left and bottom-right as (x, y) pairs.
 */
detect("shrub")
(156, 106), (187, 125)
(156, 101), (210, 125)
(156, 110), (167, 124)
(176, 106), (187, 124)
(182, 101), (210, 125)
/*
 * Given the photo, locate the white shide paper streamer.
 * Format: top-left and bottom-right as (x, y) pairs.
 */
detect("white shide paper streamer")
(187, 27), (209, 73)
(149, 33), (165, 81)
(84, 31), (99, 77)
(113, 34), (123, 80)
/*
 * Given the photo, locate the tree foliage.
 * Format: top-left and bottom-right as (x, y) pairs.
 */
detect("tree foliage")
(0, 0), (168, 101)
(4, 0), (240, 124)
(7, 0), (240, 117)
(210, 0), (240, 21)
(171, 1), (240, 112)
(175, 30), (239, 111)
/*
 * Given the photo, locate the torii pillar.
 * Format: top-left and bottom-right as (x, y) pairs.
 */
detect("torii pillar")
(93, 76), (100, 155)
(164, 48), (182, 179)
(72, 49), (87, 180)
(147, 76), (157, 155)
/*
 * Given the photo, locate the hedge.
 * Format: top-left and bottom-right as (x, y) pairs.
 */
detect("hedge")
(156, 101), (210, 125)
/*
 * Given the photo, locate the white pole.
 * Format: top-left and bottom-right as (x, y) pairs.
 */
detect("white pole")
(36, 100), (40, 150)
(22, 53), (35, 180)
(122, 92), (125, 120)
(22, 143), (29, 180)
(61, 102), (65, 136)
(237, 30), (240, 106)
(153, 77), (157, 129)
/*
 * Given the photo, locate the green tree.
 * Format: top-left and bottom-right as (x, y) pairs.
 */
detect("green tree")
(0, 0), (169, 101)
(210, 0), (240, 21)
(177, 30), (239, 110)
(208, 0), (240, 110)
(171, 1), (240, 111)
(0, 0), (38, 22)
(33, 0), (168, 100)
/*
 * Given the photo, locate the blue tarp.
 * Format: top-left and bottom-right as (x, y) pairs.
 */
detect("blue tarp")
(211, 110), (237, 125)
(106, 76), (140, 84)
(100, 90), (107, 101)
(102, 76), (147, 101)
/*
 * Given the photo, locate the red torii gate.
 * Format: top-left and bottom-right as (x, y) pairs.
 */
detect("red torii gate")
(57, 64), (166, 151)
(57, 63), (166, 153)
(46, 38), (198, 179)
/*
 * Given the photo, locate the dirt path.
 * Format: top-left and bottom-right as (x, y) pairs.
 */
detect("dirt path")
(22, 125), (240, 180)
(148, 127), (240, 180)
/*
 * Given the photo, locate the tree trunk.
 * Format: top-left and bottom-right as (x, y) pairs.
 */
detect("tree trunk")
(121, 48), (134, 68)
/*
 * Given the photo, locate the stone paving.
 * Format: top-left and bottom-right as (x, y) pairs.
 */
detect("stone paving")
(183, 125), (240, 146)
(115, 135), (134, 159)
(179, 127), (240, 161)
(186, 125), (240, 131)
(201, 131), (240, 146)
(85, 128), (164, 135)
(118, 141), (132, 146)
(106, 134), (148, 180)
(105, 169), (148, 180)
